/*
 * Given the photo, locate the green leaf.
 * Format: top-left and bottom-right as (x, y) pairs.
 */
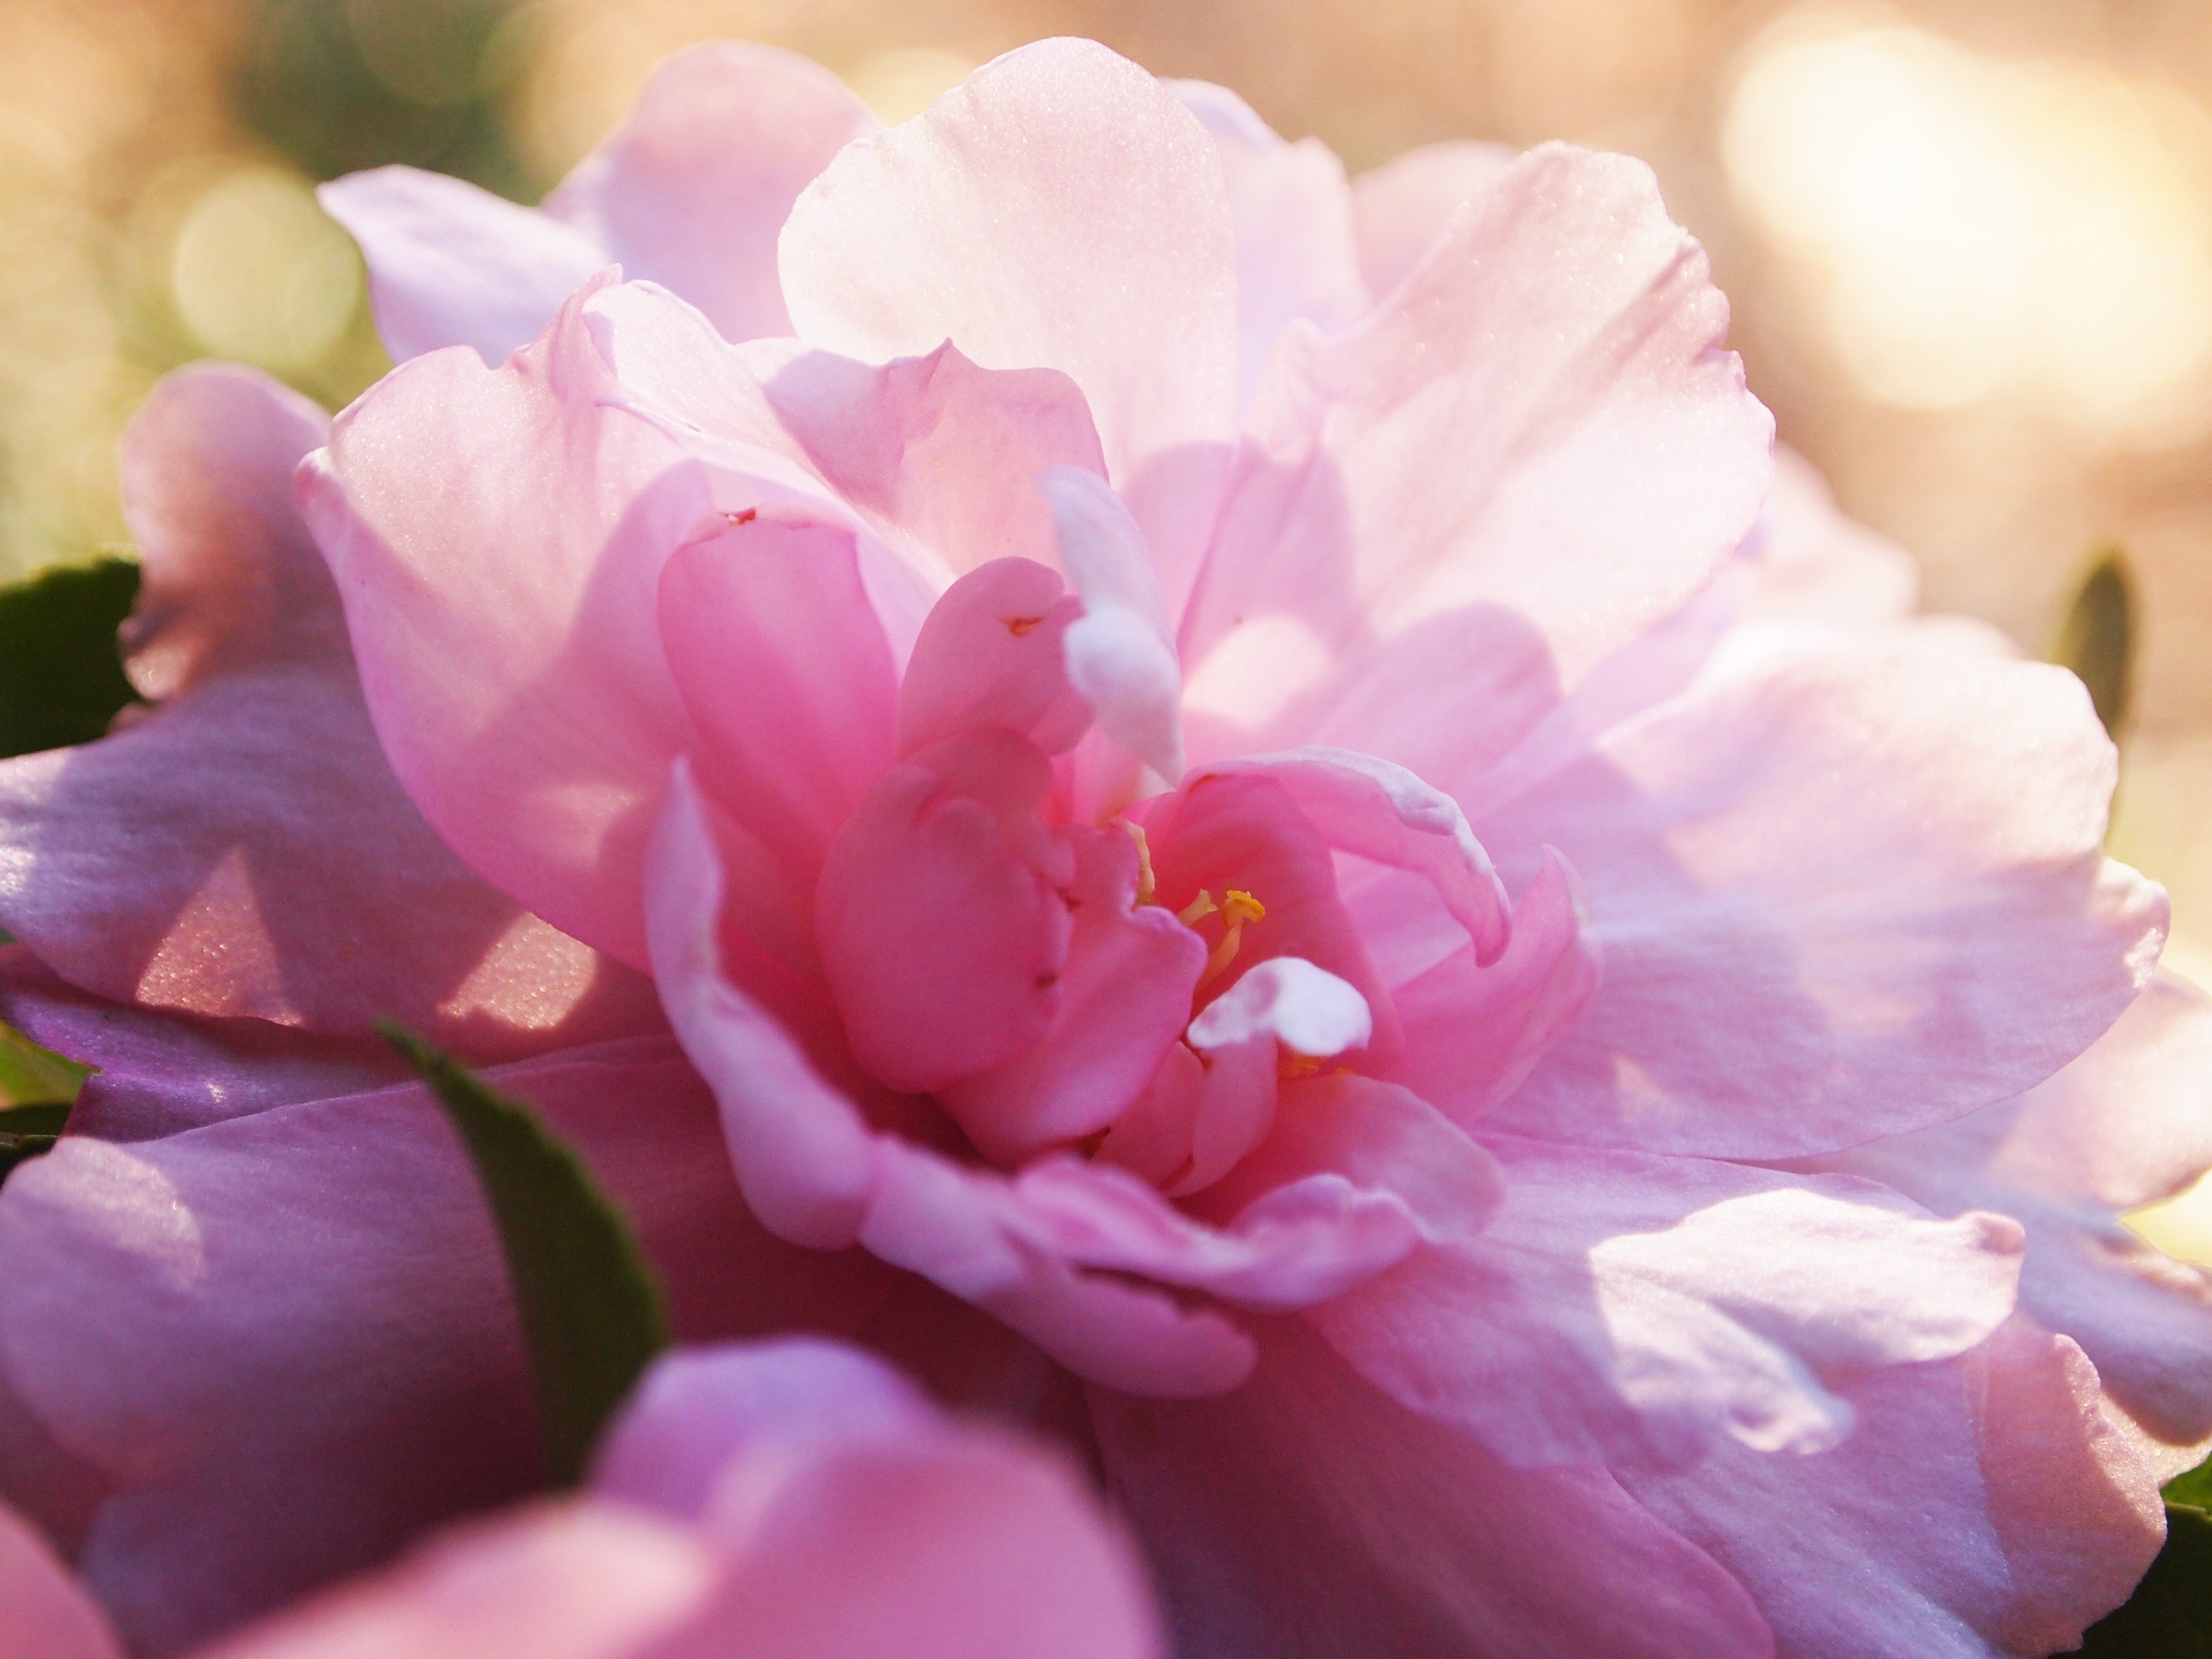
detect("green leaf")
(2165, 1451), (2212, 1514)
(380, 1023), (669, 1486)
(0, 1020), (90, 1187)
(2078, 1503), (2212, 1657)
(2050, 548), (2134, 740)
(0, 559), (142, 759)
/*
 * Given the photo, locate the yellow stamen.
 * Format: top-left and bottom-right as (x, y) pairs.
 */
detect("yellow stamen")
(1278, 1051), (1324, 1081)
(1199, 889), (1266, 986)
(1177, 889), (1219, 927)
(1119, 820), (1157, 907)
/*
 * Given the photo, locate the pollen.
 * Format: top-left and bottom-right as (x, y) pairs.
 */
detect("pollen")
(1199, 889), (1266, 987)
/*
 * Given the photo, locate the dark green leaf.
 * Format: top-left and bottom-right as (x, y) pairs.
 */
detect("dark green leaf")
(0, 559), (142, 759)
(2079, 1503), (2212, 1657)
(2050, 548), (2134, 740)
(380, 1023), (669, 1486)
(0, 1020), (89, 1187)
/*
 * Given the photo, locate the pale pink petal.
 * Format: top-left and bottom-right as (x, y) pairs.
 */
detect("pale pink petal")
(591, 1341), (933, 1522)
(1474, 648), (2166, 1158)
(941, 827), (1204, 1165)
(1181, 143), (1772, 786)
(300, 276), (712, 966)
(686, 1413), (1165, 1659)
(1194, 1073), (1505, 1245)
(813, 733), (1071, 1094)
(541, 42), (876, 345)
(1620, 1320), (2164, 1658)
(778, 38), (1239, 607)
(1800, 968), (2212, 1445)
(198, 1503), (716, 1659)
(860, 1139), (1256, 1397)
(1310, 1139), (2024, 1469)
(764, 346), (1108, 583)
(659, 513), (896, 888)
(1391, 850), (1600, 1125)
(0, 1041), (890, 1657)
(0, 946), (403, 1141)
(643, 766), (877, 1250)
(1, 366), (659, 1056)
(0, 1496), (122, 1659)
(317, 168), (607, 365)
(893, 559), (1088, 760)
(1091, 1316), (1775, 1658)
(1168, 81), (1369, 401)
(1041, 467), (1186, 785)
(1733, 448), (1920, 630)
(1187, 955), (1372, 1056)
(1193, 747), (1510, 964)
(1348, 139), (1516, 300)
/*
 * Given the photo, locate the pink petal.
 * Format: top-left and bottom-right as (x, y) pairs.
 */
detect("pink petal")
(317, 168), (607, 365)
(778, 38), (1239, 608)
(1167, 81), (1369, 402)
(1620, 1319), (2163, 1658)
(1, 366), (659, 1056)
(941, 827), (1204, 1166)
(659, 514), (897, 890)
(1180, 143), (1772, 786)
(300, 276), (713, 966)
(1474, 648), (2168, 1158)
(1348, 139), (1516, 300)
(643, 766), (878, 1250)
(198, 1502), (717, 1659)
(1040, 468), (1186, 787)
(1091, 1316), (1774, 1658)
(860, 1139), (1256, 1397)
(684, 1411), (1165, 1659)
(541, 42), (876, 345)
(1310, 1139), (2024, 1469)
(1391, 849), (1600, 1125)
(0, 946), (403, 1141)
(1142, 770), (1398, 1064)
(0, 1041), (890, 1657)
(1799, 968), (2212, 1446)
(1193, 747), (1511, 964)
(1732, 447), (1921, 630)
(813, 733), (1072, 1094)
(894, 559), (1089, 760)
(0, 1496), (122, 1659)
(765, 346), (1109, 583)
(591, 1341), (933, 1522)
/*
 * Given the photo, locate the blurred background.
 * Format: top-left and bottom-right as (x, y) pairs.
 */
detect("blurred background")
(2, 0), (2208, 1194)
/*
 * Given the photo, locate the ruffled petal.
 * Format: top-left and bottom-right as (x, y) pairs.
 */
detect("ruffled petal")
(659, 513), (897, 889)
(1091, 1316), (1775, 1659)
(540, 42), (876, 345)
(1, 366), (658, 1057)
(1348, 139), (1515, 301)
(300, 277), (712, 966)
(1391, 850), (1600, 1124)
(1180, 143), (1771, 785)
(1168, 81), (1368, 403)
(1474, 648), (2167, 1159)
(1620, 1320), (2164, 1658)
(778, 37), (1239, 607)
(317, 168), (606, 365)
(0, 1042), (889, 1657)
(1801, 968), (2212, 1445)
(894, 559), (1088, 760)
(942, 827), (1204, 1165)
(1309, 1139), (2024, 1469)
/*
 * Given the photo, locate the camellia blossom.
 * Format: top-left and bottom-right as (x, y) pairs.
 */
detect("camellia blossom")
(0, 1339), (1165, 1659)
(0, 32), (2207, 1659)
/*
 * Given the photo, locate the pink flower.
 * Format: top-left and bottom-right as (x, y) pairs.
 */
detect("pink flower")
(0, 34), (2202, 1659)
(0, 1339), (1164, 1659)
